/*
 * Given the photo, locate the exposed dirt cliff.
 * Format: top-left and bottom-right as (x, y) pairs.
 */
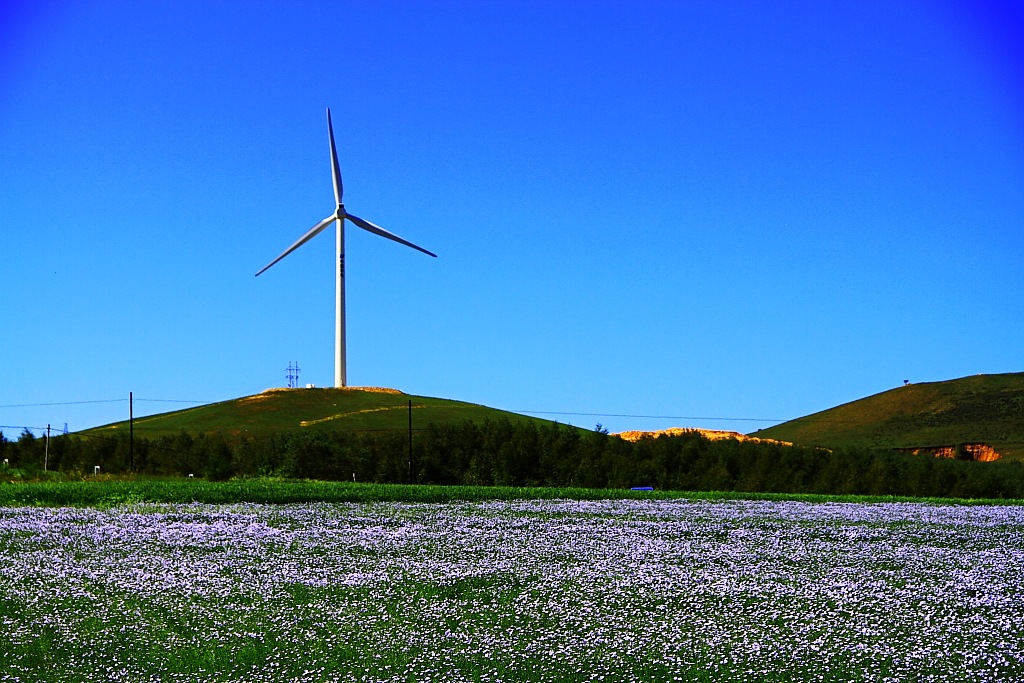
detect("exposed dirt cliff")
(897, 443), (1003, 462)
(614, 427), (792, 446)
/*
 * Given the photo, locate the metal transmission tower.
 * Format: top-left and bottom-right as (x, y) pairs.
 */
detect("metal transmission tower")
(286, 361), (301, 388)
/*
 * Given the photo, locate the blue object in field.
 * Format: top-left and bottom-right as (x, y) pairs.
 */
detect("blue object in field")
(631, 486), (654, 491)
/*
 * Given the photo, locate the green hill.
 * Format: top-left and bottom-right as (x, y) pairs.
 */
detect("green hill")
(753, 373), (1024, 460)
(87, 387), (561, 440)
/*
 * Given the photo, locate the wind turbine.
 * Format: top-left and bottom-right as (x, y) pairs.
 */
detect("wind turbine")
(256, 108), (436, 388)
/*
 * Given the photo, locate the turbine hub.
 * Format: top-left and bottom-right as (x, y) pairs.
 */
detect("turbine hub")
(335, 203), (346, 219)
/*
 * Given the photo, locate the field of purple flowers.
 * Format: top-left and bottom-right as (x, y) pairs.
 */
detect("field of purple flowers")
(1, 498), (1022, 682)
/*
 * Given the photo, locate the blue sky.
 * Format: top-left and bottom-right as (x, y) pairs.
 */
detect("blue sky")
(2, 0), (1022, 438)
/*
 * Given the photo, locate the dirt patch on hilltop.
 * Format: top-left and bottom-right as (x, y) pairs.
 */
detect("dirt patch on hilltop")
(345, 387), (404, 394)
(242, 386), (405, 401)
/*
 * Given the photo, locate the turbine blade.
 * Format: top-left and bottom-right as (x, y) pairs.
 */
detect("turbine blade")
(327, 108), (343, 205)
(255, 215), (336, 276)
(347, 213), (437, 258)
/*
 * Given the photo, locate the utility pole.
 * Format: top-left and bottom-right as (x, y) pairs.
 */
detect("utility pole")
(408, 400), (413, 482)
(44, 424), (50, 472)
(129, 392), (134, 471)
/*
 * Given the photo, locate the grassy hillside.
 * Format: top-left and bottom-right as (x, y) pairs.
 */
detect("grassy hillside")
(86, 387), (561, 440)
(754, 373), (1024, 460)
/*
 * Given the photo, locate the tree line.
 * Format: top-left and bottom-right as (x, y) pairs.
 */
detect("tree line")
(2, 419), (1023, 500)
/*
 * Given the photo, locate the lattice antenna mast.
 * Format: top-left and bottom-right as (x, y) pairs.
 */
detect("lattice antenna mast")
(285, 361), (301, 388)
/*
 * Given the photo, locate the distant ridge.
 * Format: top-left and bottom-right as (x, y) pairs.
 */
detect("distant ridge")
(87, 387), (561, 439)
(754, 372), (1024, 461)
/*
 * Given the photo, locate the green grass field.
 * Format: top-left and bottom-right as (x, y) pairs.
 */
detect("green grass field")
(1, 478), (1020, 509)
(756, 372), (1024, 460)
(86, 387), (564, 440)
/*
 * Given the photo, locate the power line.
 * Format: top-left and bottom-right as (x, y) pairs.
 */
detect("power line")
(0, 398), (211, 408)
(3, 397), (862, 428)
(0, 399), (126, 408)
(133, 398), (210, 404)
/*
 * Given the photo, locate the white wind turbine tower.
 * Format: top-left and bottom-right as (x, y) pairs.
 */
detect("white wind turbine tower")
(256, 108), (436, 388)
